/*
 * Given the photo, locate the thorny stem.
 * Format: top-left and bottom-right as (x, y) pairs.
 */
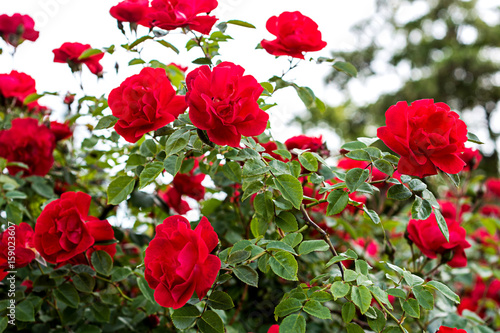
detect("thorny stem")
(190, 30), (211, 62)
(300, 205), (345, 280)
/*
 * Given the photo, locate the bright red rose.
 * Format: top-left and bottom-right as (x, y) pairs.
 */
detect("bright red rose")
(0, 118), (55, 177)
(0, 223), (36, 271)
(485, 178), (500, 198)
(186, 62), (267, 147)
(461, 147), (482, 171)
(436, 326), (467, 333)
(261, 11), (327, 59)
(0, 13), (39, 47)
(50, 121), (73, 141)
(148, 0), (218, 34)
(471, 227), (500, 249)
(267, 325), (279, 333)
(285, 135), (325, 153)
(0, 70), (36, 104)
(144, 215), (221, 309)
(64, 92), (76, 105)
(85, 219), (117, 259)
(109, 67), (187, 143)
(407, 213), (471, 267)
(437, 200), (470, 222)
(110, 0), (150, 24)
(377, 99), (468, 178)
(480, 205), (500, 218)
(53, 42), (104, 76)
(34, 192), (105, 263)
(21, 280), (33, 293)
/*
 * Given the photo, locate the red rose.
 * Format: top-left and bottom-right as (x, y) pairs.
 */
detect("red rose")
(0, 118), (55, 177)
(285, 135), (327, 154)
(485, 178), (500, 198)
(144, 215), (221, 309)
(437, 200), (469, 222)
(34, 192), (104, 263)
(261, 11), (327, 59)
(0, 70), (36, 104)
(21, 280), (33, 293)
(471, 226), (500, 249)
(461, 147), (482, 171)
(0, 13), (39, 47)
(436, 326), (467, 333)
(186, 62), (267, 147)
(0, 223), (36, 271)
(85, 219), (117, 259)
(148, 0), (218, 34)
(407, 213), (471, 267)
(377, 99), (468, 177)
(53, 42), (104, 76)
(63, 92), (76, 105)
(480, 205), (500, 218)
(50, 121), (73, 141)
(109, 67), (187, 143)
(110, 0), (150, 24)
(267, 325), (279, 333)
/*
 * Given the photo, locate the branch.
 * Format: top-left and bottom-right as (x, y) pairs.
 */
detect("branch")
(300, 205), (345, 280)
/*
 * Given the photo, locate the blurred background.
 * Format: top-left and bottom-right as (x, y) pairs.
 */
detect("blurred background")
(1, 0), (499, 176)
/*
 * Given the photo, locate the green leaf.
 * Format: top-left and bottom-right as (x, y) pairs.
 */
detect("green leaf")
(273, 174), (303, 209)
(275, 211), (298, 232)
(128, 58), (146, 65)
(23, 93), (43, 105)
(107, 176), (135, 205)
(326, 190), (349, 215)
(411, 196), (432, 220)
(0, 317), (7, 332)
(72, 273), (95, 293)
(346, 323), (365, 333)
(192, 57), (212, 65)
(282, 233), (303, 248)
(267, 241), (297, 255)
(363, 207), (381, 224)
(407, 179), (427, 192)
(78, 48), (103, 60)
(434, 209), (450, 242)
(197, 310), (224, 333)
(222, 161), (242, 182)
(280, 314), (306, 333)
(413, 286), (434, 310)
(333, 61), (358, 77)
(367, 307), (386, 332)
(331, 281), (350, 300)
(227, 250), (251, 265)
(342, 302), (356, 323)
(345, 168), (370, 192)
(226, 19), (256, 28)
(303, 300), (331, 320)
(31, 178), (55, 198)
(90, 302), (110, 322)
(351, 285), (371, 314)
(341, 141), (367, 151)
(137, 276), (156, 304)
(309, 291), (333, 302)
(254, 192), (274, 222)
(373, 159), (394, 176)
(95, 115), (119, 130)
(387, 184), (412, 200)
(346, 149), (371, 161)
(298, 152), (318, 172)
(172, 304), (200, 330)
(446, 172), (460, 187)
(6, 202), (23, 224)
(233, 265), (258, 287)
(369, 286), (393, 310)
(54, 283), (80, 308)
(273, 149), (292, 160)
(250, 217), (268, 237)
(275, 298), (302, 318)
(269, 251), (298, 281)
(91, 250), (113, 276)
(426, 280), (460, 304)
(208, 291), (234, 310)
(402, 298), (420, 318)
(164, 130), (190, 156)
(139, 161), (164, 189)
(164, 154), (184, 177)
(111, 267), (133, 282)
(403, 271), (424, 287)
(387, 288), (406, 299)
(467, 132), (484, 144)
(156, 39), (179, 53)
(16, 300), (35, 322)
(129, 35), (153, 49)
(298, 240), (329, 255)
(140, 139), (157, 157)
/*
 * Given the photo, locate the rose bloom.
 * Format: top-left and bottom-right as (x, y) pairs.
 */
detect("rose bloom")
(34, 192), (111, 263)
(0, 13), (39, 47)
(457, 275), (500, 317)
(437, 200), (470, 222)
(285, 135), (329, 156)
(110, 0), (150, 25)
(144, 215), (221, 309)
(50, 121), (73, 142)
(186, 62), (267, 147)
(0, 118), (55, 177)
(436, 327), (467, 333)
(485, 178), (500, 199)
(53, 42), (105, 76)
(0, 70), (36, 104)
(160, 158), (205, 214)
(480, 205), (500, 218)
(377, 99), (468, 178)
(461, 147), (482, 171)
(407, 213), (471, 267)
(261, 11), (327, 59)
(0, 223), (36, 272)
(148, 0), (218, 34)
(109, 67), (187, 143)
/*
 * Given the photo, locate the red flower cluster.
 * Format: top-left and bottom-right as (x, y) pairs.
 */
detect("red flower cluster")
(160, 159), (205, 214)
(437, 200), (470, 222)
(0, 118), (56, 177)
(261, 11), (327, 59)
(485, 178), (500, 199)
(108, 67), (187, 143)
(436, 327), (467, 333)
(0, 13), (39, 47)
(110, 0), (150, 25)
(144, 215), (220, 309)
(457, 275), (500, 317)
(0, 223), (37, 280)
(53, 42), (104, 76)
(34, 192), (116, 264)
(377, 99), (468, 178)
(148, 0), (218, 34)
(186, 62), (267, 147)
(461, 147), (482, 171)
(407, 213), (470, 267)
